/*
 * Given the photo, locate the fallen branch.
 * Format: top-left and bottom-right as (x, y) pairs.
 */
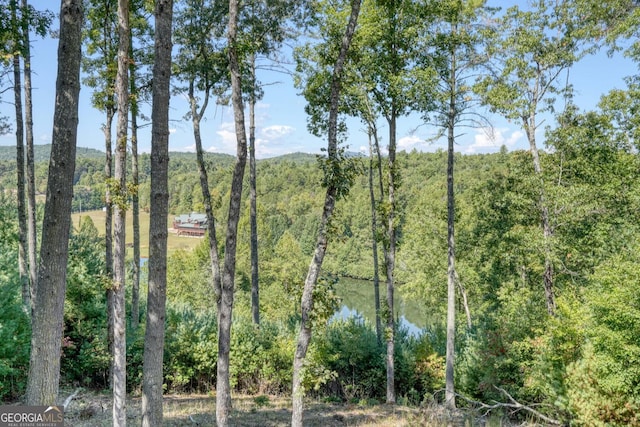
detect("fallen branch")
(63, 388), (81, 410)
(453, 386), (562, 426)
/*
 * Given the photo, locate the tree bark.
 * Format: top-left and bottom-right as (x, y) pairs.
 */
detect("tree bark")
(249, 54), (260, 325)
(12, 7), (28, 313)
(384, 110), (396, 405)
(25, 0), (82, 405)
(216, 0), (249, 421)
(445, 31), (457, 409)
(367, 131), (382, 343)
(141, 0), (173, 425)
(129, 34), (140, 331)
(112, 0), (129, 424)
(188, 81), (222, 302)
(22, 0), (38, 316)
(291, 1), (361, 424)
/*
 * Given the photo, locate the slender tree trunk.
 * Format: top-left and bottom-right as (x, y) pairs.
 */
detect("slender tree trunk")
(22, 0), (38, 315)
(104, 107), (115, 389)
(12, 34), (29, 314)
(216, 0), (249, 421)
(291, 1), (361, 424)
(188, 82), (222, 301)
(25, 0), (82, 405)
(523, 113), (555, 315)
(367, 131), (382, 343)
(249, 54), (259, 326)
(445, 38), (457, 409)
(112, 0), (129, 424)
(384, 111), (396, 405)
(141, 1), (173, 424)
(130, 36), (140, 331)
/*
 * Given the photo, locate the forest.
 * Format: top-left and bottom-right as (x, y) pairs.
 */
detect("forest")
(2, 0), (640, 426)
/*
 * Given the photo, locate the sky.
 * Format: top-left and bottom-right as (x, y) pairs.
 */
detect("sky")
(0, 1), (638, 158)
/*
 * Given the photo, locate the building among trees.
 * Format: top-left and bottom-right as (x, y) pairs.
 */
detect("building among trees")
(172, 213), (207, 237)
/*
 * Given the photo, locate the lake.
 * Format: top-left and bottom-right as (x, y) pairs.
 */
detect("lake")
(333, 277), (427, 337)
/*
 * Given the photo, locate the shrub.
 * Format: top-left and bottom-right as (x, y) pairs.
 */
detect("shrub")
(0, 282), (30, 401)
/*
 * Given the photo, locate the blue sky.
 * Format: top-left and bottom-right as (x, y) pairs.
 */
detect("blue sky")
(0, 1), (637, 158)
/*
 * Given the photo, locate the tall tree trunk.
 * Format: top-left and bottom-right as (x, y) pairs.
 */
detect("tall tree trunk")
(384, 111), (396, 405)
(129, 35), (140, 331)
(12, 22), (28, 313)
(445, 34), (457, 409)
(141, 0), (173, 425)
(249, 53), (259, 326)
(104, 106), (115, 389)
(25, 0), (82, 405)
(188, 81), (222, 301)
(22, 0), (38, 315)
(216, 0), (249, 420)
(291, 1), (361, 424)
(523, 112), (555, 315)
(367, 130), (382, 343)
(112, 0), (129, 424)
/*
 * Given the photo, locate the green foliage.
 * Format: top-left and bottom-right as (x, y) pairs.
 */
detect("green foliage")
(0, 280), (30, 401)
(62, 216), (110, 388)
(0, 198), (29, 401)
(563, 254), (640, 426)
(164, 304), (218, 392)
(230, 321), (294, 394)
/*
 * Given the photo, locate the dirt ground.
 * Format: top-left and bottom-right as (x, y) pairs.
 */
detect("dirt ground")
(61, 391), (485, 426)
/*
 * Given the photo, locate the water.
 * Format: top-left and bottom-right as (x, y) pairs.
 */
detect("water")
(333, 277), (426, 336)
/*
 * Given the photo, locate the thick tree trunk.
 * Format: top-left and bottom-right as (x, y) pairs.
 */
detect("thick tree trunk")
(22, 0), (38, 315)
(249, 55), (259, 325)
(25, 0), (82, 405)
(291, 0), (361, 424)
(216, 0), (248, 421)
(141, 1), (173, 425)
(112, 0), (129, 424)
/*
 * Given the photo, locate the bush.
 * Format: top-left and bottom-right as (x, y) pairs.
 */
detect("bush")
(0, 282), (30, 401)
(164, 304), (218, 392)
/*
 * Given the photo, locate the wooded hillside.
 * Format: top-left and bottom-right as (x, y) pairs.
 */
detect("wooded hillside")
(2, 142), (639, 424)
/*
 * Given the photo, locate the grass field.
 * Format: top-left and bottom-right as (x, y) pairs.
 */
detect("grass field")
(71, 209), (203, 258)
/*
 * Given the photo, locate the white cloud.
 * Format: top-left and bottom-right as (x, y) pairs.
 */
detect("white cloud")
(465, 127), (524, 154)
(398, 134), (423, 150)
(261, 125), (294, 140)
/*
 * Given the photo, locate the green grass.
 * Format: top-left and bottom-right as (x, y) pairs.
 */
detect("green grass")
(72, 209), (203, 258)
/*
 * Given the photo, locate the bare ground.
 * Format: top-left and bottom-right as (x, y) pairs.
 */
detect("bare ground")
(61, 391), (498, 426)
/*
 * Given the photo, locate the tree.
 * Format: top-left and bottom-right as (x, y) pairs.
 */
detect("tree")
(11, 0), (28, 313)
(111, 0), (129, 424)
(129, 0), (154, 331)
(25, 0), (82, 405)
(216, 0), (249, 418)
(417, 0), (493, 408)
(172, 0), (227, 317)
(291, 0), (361, 424)
(22, 0), (50, 318)
(141, 0), (173, 425)
(475, 1), (591, 315)
(82, 0), (119, 368)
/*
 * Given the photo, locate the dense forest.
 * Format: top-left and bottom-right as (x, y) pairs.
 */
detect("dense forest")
(2, 0), (640, 425)
(3, 143), (640, 425)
